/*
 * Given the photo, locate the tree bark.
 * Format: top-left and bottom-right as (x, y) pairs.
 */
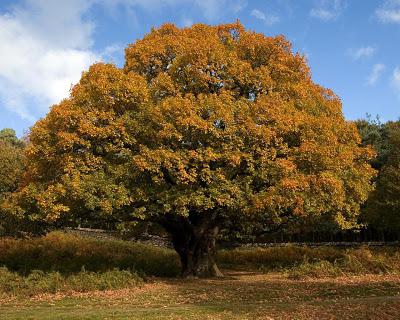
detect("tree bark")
(160, 214), (223, 278)
(174, 225), (223, 278)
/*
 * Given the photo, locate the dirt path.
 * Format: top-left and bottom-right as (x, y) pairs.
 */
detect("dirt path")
(1, 271), (400, 319)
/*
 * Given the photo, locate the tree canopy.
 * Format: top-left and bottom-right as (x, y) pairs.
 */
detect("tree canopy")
(0, 129), (25, 235)
(5, 22), (375, 276)
(0, 129), (25, 195)
(356, 116), (392, 170)
(357, 120), (400, 234)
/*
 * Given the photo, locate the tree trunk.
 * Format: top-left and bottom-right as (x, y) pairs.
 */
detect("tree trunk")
(161, 214), (223, 278)
(173, 225), (223, 278)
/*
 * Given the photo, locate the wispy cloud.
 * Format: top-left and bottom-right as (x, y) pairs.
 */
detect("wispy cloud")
(366, 64), (386, 86)
(231, 0), (248, 13)
(310, 0), (345, 21)
(392, 67), (400, 96)
(102, 44), (125, 65)
(193, 0), (247, 20)
(301, 47), (311, 60)
(376, 0), (400, 23)
(182, 17), (193, 27)
(348, 46), (376, 60)
(108, 0), (248, 21)
(251, 9), (280, 26)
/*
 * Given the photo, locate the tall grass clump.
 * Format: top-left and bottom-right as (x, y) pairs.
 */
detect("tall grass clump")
(287, 247), (400, 279)
(217, 245), (400, 278)
(0, 231), (180, 277)
(0, 267), (142, 296)
(217, 246), (343, 270)
(288, 260), (343, 279)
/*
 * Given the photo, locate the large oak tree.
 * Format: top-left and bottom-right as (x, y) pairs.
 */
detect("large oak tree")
(6, 23), (375, 276)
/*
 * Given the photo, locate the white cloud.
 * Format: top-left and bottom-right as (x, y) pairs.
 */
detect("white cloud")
(366, 64), (385, 86)
(376, 0), (400, 23)
(0, 0), (100, 121)
(310, 0), (345, 21)
(348, 46), (376, 60)
(392, 67), (400, 95)
(251, 9), (280, 26)
(0, 0), (248, 122)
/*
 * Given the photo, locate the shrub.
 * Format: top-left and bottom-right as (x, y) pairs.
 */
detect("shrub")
(341, 247), (396, 274)
(288, 260), (343, 279)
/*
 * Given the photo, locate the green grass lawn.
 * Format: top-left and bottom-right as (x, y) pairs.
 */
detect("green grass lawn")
(1, 271), (400, 320)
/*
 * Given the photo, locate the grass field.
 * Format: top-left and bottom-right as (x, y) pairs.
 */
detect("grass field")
(1, 271), (400, 319)
(1, 233), (400, 319)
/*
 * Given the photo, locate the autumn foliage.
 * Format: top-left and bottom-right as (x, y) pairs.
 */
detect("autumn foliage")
(5, 22), (375, 276)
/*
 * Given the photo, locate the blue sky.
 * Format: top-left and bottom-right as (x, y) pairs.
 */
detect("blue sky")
(0, 0), (399, 137)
